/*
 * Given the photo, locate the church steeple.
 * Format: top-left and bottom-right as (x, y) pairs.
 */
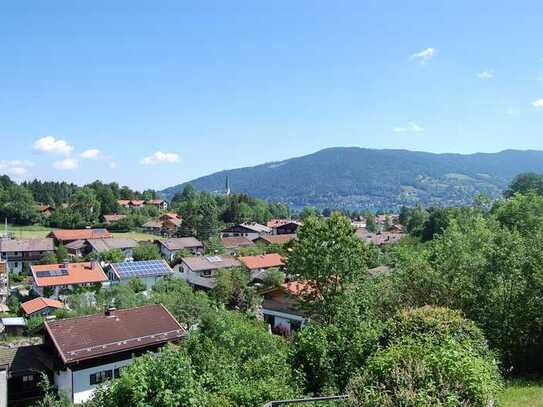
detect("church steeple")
(225, 176), (231, 196)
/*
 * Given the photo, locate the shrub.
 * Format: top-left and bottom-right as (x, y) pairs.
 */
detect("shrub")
(346, 339), (502, 407)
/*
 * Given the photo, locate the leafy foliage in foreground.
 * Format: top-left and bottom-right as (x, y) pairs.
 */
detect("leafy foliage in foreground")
(346, 307), (502, 407)
(90, 311), (299, 407)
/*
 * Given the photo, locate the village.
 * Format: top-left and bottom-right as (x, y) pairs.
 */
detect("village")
(0, 194), (406, 406)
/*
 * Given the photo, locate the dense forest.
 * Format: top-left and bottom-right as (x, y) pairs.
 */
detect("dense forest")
(0, 176), (291, 236)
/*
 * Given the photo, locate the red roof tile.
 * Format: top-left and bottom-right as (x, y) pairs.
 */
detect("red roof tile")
(239, 253), (284, 270)
(258, 234), (297, 245)
(21, 297), (64, 315)
(48, 229), (111, 242)
(45, 304), (185, 364)
(31, 262), (108, 287)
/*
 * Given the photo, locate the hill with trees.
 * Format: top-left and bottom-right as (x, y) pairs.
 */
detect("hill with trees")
(161, 147), (543, 210)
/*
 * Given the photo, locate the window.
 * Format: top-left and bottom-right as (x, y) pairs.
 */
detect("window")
(90, 370), (113, 385)
(22, 374), (36, 390)
(113, 367), (124, 378)
(263, 314), (275, 327)
(290, 319), (302, 332)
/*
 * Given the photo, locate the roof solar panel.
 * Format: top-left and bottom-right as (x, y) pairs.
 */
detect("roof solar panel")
(111, 260), (173, 279)
(36, 269), (68, 278)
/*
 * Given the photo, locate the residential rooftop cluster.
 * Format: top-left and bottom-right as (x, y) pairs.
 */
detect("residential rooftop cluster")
(0, 198), (404, 405)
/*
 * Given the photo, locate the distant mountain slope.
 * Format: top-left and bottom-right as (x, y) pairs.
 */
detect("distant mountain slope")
(160, 148), (543, 210)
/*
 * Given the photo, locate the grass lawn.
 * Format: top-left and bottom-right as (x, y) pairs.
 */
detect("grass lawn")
(499, 380), (543, 407)
(5, 224), (157, 241)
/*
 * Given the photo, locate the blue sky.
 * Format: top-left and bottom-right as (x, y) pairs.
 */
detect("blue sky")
(1, 1), (543, 190)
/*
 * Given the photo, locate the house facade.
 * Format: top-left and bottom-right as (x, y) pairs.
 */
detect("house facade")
(43, 304), (185, 404)
(20, 297), (64, 317)
(239, 253), (285, 283)
(267, 219), (301, 235)
(158, 237), (204, 262)
(220, 223), (271, 241)
(47, 229), (111, 245)
(86, 238), (138, 259)
(220, 236), (255, 255)
(0, 238), (55, 273)
(180, 255), (241, 278)
(261, 281), (310, 335)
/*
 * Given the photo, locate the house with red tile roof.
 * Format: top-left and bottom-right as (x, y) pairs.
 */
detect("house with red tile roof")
(260, 281), (311, 335)
(145, 199), (168, 210)
(220, 236), (255, 255)
(256, 234), (297, 246)
(239, 253), (284, 271)
(43, 304), (185, 404)
(20, 297), (64, 317)
(30, 261), (108, 298)
(47, 229), (111, 245)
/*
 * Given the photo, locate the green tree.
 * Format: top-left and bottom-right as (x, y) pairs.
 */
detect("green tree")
(299, 205), (319, 221)
(505, 172), (543, 197)
(132, 244), (161, 261)
(365, 212), (377, 233)
(262, 268), (285, 288)
(56, 245), (68, 262)
(151, 277), (211, 326)
(346, 307), (501, 407)
(128, 278), (146, 293)
(287, 213), (373, 322)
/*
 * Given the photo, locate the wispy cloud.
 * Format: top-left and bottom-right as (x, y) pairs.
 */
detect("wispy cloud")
(53, 157), (79, 170)
(409, 48), (436, 64)
(33, 136), (73, 155)
(533, 99), (543, 108)
(477, 71), (494, 80)
(141, 151), (180, 165)
(393, 122), (424, 133)
(80, 149), (101, 159)
(0, 160), (34, 177)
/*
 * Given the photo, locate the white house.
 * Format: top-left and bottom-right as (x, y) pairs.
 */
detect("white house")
(220, 223), (271, 241)
(0, 238), (55, 273)
(30, 262), (108, 299)
(43, 304), (185, 404)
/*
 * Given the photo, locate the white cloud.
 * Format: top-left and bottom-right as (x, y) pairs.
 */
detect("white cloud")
(533, 99), (543, 108)
(53, 157), (79, 170)
(33, 136), (73, 155)
(393, 122), (424, 133)
(409, 48), (436, 64)
(478, 71), (494, 80)
(80, 149), (100, 159)
(141, 151), (180, 165)
(0, 160), (34, 177)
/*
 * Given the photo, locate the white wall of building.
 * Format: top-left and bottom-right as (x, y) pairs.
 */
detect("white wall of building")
(56, 358), (133, 404)
(262, 308), (306, 334)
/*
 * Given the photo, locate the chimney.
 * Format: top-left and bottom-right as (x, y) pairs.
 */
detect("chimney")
(105, 305), (116, 316)
(89, 260), (96, 270)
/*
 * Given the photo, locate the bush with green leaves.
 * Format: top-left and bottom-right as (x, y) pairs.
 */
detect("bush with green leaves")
(128, 278), (146, 293)
(132, 244), (161, 261)
(345, 306), (502, 407)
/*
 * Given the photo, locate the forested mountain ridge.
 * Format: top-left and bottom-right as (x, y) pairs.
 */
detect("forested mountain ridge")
(161, 147), (543, 210)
